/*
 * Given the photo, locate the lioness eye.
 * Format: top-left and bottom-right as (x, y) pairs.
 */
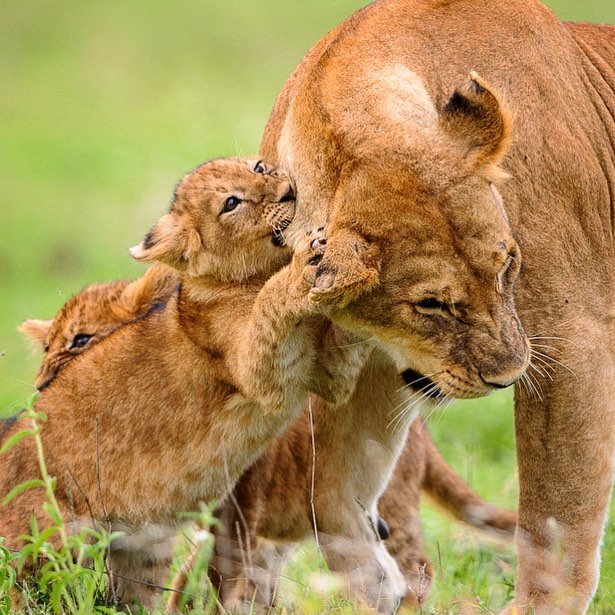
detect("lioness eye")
(222, 196), (242, 213)
(415, 298), (449, 315)
(253, 160), (266, 174)
(71, 334), (93, 349)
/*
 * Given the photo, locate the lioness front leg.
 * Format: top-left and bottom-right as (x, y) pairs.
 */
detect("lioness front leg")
(508, 325), (615, 614)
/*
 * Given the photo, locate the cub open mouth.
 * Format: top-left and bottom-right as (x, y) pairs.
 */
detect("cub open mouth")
(401, 368), (443, 399)
(271, 230), (286, 247)
(270, 215), (294, 247)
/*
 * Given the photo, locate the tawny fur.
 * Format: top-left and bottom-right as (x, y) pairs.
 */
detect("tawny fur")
(259, 2), (615, 612)
(21, 259), (516, 612)
(1, 157), (364, 607)
(20, 263), (179, 391)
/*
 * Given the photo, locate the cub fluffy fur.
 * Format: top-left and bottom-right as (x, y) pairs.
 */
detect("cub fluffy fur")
(20, 263), (179, 391)
(2, 157), (364, 606)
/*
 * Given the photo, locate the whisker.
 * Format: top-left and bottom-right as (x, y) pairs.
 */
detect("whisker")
(531, 354), (557, 376)
(394, 371), (441, 396)
(530, 343), (565, 355)
(531, 349), (576, 377)
(525, 370), (543, 401)
(528, 359), (552, 382)
(529, 335), (572, 343)
(388, 382), (441, 432)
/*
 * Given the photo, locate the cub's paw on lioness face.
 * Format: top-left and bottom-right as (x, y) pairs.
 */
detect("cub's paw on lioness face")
(286, 226), (329, 304)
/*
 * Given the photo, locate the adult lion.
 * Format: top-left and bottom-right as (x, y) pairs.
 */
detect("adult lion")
(260, 0), (615, 612)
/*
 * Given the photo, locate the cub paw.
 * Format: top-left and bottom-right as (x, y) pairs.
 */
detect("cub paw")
(292, 227), (327, 268)
(290, 227), (328, 299)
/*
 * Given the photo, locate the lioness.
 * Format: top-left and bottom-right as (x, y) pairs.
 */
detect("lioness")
(21, 277), (516, 609)
(260, 1), (615, 612)
(1, 156), (365, 607)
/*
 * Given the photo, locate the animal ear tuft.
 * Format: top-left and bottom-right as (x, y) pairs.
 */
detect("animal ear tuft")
(129, 214), (201, 270)
(117, 264), (178, 318)
(19, 319), (53, 350)
(440, 71), (512, 170)
(309, 228), (380, 308)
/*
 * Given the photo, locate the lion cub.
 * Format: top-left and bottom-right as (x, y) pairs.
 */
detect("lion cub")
(20, 263), (179, 391)
(2, 157), (363, 606)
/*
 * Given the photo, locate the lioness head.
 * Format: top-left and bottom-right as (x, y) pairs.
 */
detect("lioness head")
(20, 264), (178, 391)
(305, 73), (529, 399)
(130, 157), (295, 281)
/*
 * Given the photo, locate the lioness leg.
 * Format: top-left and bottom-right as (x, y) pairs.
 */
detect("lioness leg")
(510, 327), (615, 614)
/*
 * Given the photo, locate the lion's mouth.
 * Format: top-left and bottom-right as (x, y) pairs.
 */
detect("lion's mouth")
(401, 368), (444, 399)
(270, 214), (294, 247)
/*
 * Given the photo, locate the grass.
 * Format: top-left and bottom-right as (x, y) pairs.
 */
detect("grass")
(1, 0), (614, 612)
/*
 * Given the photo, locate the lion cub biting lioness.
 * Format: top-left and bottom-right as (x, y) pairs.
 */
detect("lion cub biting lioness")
(3, 157), (366, 606)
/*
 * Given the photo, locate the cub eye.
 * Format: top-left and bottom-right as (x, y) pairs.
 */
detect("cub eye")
(70, 333), (93, 350)
(253, 160), (266, 174)
(222, 196), (242, 213)
(415, 298), (449, 314)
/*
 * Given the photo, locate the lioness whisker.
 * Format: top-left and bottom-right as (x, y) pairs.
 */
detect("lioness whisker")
(517, 373), (530, 397)
(528, 359), (553, 382)
(525, 369), (544, 401)
(388, 381), (439, 431)
(530, 355), (557, 378)
(420, 394), (452, 428)
(391, 373), (441, 409)
(530, 343), (565, 356)
(530, 353), (558, 375)
(528, 334), (575, 347)
(394, 371), (441, 396)
(519, 372), (539, 400)
(531, 349), (577, 377)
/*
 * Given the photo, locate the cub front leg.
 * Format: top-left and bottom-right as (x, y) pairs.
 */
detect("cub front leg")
(233, 228), (327, 414)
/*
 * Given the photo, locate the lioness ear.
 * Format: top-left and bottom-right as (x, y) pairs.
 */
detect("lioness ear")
(19, 319), (53, 350)
(440, 71), (512, 170)
(129, 214), (202, 271)
(309, 228), (380, 308)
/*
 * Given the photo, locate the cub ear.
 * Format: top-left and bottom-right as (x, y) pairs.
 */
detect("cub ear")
(129, 214), (202, 271)
(117, 264), (179, 318)
(19, 319), (53, 350)
(309, 228), (380, 308)
(440, 71), (512, 171)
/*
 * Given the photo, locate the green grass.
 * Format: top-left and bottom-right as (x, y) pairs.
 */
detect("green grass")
(1, 0), (614, 612)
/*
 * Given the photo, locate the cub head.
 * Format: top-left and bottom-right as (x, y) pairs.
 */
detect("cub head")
(309, 73), (529, 402)
(130, 157), (296, 281)
(20, 264), (178, 391)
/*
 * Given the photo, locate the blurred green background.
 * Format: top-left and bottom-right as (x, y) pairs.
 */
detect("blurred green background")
(1, 0), (613, 611)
